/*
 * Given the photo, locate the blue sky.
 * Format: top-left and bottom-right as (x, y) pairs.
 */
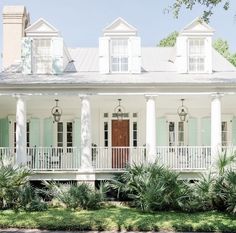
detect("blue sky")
(0, 0), (236, 58)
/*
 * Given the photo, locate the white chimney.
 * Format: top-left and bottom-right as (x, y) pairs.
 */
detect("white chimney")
(2, 6), (29, 70)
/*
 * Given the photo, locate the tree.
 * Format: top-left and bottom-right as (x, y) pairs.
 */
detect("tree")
(169, 0), (230, 22)
(213, 39), (236, 67)
(158, 31), (179, 47)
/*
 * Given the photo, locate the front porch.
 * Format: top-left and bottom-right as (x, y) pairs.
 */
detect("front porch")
(0, 92), (235, 180)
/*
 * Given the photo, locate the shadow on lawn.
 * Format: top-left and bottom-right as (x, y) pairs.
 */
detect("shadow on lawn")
(1, 207), (236, 232)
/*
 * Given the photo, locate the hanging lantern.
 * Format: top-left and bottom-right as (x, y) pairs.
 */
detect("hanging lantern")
(114, 99), (125, 121)
(51, 99), (62, 123)
(177, 99), (188, 122)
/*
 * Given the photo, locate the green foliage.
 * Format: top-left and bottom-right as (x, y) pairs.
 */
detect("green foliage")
(0, 161), (31, 209)
(0, 206), (236, 231)
(169, 0), (230, 23)
(44, 181), (106, 210)
(158, 31), (179, 47)
(16, 185), (48, 211)
(110, 163), (187, 212)
(213, 39), (236, 67)
(0, 159), (47, 211)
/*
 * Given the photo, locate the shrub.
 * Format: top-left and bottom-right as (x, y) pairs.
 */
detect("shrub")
(0, 160), (31, 209)
(110, 163), (187, 212)
(0, 158), (47, 211)
(44, 181), (106, 210)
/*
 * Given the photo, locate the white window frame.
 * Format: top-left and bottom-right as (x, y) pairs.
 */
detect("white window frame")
(54, 120), (74, 148)
(167, 116), (188, 146)
(110, 38), (129, 73)
(188, 38), (206, 73)
(32, 38), (52, 74)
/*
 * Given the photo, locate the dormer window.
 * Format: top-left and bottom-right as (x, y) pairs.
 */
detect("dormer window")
(99, 17), (141, 74)
(188, 38), (205, 72)
(22, 18), (65, 75)
(33, 39), (52, 74)
(111, 39), (128, 72)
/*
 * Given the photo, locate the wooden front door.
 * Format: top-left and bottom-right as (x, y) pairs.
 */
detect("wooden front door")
(112, 120), (129, 168)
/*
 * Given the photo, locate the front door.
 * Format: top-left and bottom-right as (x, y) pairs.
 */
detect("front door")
(112, 120), (129, 168)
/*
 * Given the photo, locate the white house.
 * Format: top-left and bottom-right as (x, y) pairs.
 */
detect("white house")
(1, 6), (236, 183)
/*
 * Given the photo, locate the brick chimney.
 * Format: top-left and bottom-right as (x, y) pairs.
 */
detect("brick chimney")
(2, 6), (30, 70)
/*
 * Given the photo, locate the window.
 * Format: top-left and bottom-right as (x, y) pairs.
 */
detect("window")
(133, 122), (138, 147)
(66, 122), (73, 147)
(104, 122), (108, 147)
(222, 121), (227, 146)
(57, 121), (73, 148)
(33, 39), (52, 74)
(188, 39), (205, 72)
(168, 121), (185, 146)
(57, 122), (63, 147)
(111, 39), (128, 72)
(14, 122), (30, 148)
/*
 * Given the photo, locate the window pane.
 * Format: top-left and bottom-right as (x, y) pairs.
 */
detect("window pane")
(111, 39), (128, 72)
(188, 39), (205, 72)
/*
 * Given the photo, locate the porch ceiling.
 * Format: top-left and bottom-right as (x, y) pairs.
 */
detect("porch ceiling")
(0, 95), (236, 115)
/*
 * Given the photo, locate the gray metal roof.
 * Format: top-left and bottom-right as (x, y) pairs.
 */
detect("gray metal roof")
(66, 47), (236, 73)
(1, 46), (236, 90)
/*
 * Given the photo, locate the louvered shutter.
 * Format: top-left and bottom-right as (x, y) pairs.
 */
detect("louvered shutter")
(129, 37), (141, 73)
(188, 117), (198, 146)
(52, 37), (64, 74)
(99, 37), (110, 74)
(21, 37), (32, 74)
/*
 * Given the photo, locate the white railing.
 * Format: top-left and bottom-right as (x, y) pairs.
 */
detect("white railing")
(3, 146), (236, 172)
(93, 146), (146, 170)
(0, 147), (15, 165)
(26, 147), (81, 170)
(157, 146), (212, 170)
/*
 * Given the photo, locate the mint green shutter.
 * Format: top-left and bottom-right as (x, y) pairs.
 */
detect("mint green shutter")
(73, 118), (81, 148)
(0, 118), (9, 147)
(21, 37), (32, 74)
(201, 117), (211, 146)
(52, 37), (63, 74)
(43, 118), (53, 147)
(30, 118), (40, 147)
(188, 117), (198, 146)
(157, 118), (168, 146)
(232, 117), (236, 145)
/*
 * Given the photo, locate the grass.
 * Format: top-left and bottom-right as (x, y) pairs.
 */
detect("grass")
(0, 206), (236, 232)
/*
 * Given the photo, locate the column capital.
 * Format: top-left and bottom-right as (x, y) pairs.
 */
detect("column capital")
(13, 94), (29, 101)
(79, 94), (92, 101)
(145, 94), (158, 101)
(211, 92), (224, 100)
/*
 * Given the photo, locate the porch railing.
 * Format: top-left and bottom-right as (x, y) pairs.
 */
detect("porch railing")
(157, 146), (211, 170)
(1, 145), (235, 172)
(26, 147), (81, 170)
(93, 146), (146, 170)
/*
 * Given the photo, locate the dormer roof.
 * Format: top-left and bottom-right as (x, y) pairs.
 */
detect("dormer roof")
(25, 18), (60, 37)
(103, 17), (138, 36)
(180, 17), (215, 36)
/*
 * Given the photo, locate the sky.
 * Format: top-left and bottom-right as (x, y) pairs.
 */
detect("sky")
(0, 0), (236, 64)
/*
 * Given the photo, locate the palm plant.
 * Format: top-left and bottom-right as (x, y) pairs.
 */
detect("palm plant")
(44, 181), (106, 210)
(0, 161), (32, 209)
(110, 162), (186, 212)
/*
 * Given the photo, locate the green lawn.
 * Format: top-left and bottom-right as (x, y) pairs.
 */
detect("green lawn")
(0, 206), (236, 232)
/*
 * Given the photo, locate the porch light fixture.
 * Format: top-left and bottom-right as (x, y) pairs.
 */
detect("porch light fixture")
(51, 99), (62, 123)
(177, 99), (188, 122)
(114, 99), (125, 121)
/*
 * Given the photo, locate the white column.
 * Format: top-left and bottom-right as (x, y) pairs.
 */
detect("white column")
(80, 95), (93, 170)
(15, 95), (27, 165)
(146, 95), (156, 163)
(211, 93), (222, 164)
